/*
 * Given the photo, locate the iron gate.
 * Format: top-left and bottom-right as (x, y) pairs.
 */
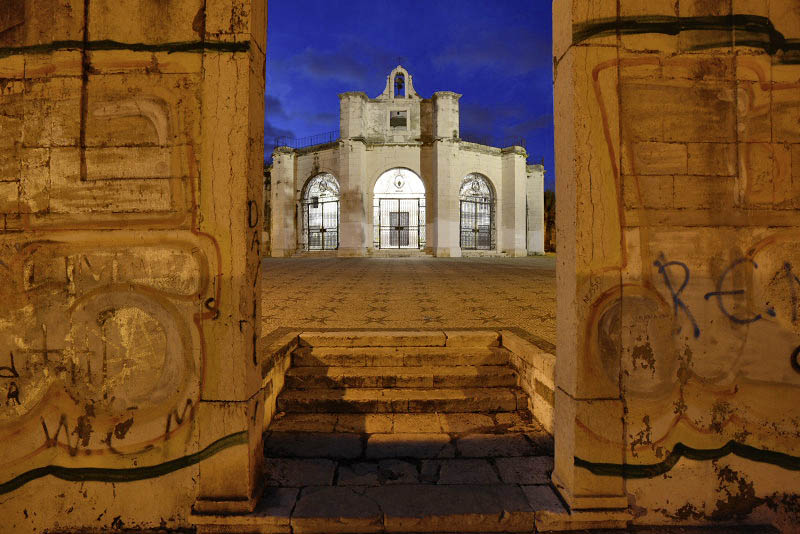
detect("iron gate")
(460, 199), (494, 250)
(304, 199), (339, 250)
(378, 198), (423, 249)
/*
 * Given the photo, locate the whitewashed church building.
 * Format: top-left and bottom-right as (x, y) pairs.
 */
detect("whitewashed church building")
(267, 66), (545, 257)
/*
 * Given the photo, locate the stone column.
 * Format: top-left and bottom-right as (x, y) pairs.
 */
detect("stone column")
(551, 0), (627, 514)
(194, 0), (267, 514)
(432, 139), (461, 257)
(500, 147), (528, 257)
(269, 147), (297, 257)
(431, 91), (462, 257)
(526, 164), (545, 255)
(0, 0), (268, 529)
(338, 139), (367, 256)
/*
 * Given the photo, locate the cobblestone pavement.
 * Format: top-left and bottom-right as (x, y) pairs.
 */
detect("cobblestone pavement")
(261, 256), (556, 344)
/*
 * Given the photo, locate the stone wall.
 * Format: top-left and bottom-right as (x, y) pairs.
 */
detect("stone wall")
(0, 0), (266, 531)
(553, 0), (800, 530)
(268, 140), (530, 257)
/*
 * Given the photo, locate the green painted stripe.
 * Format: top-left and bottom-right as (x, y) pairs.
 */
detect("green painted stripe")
(572, 14), (800, 62)
(0, 39), (249, 60)
(575, 440), (800, 479)
(0, 430), (248, 495)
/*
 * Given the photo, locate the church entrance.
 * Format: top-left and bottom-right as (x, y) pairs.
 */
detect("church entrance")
(459, 173), (495, 251)
(373, 168), (426, 250)
(302, 173), (340, 251)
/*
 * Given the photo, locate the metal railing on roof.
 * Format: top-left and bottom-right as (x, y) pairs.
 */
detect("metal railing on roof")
(273, 130), (340, 150)
(459, 133), (527, 150)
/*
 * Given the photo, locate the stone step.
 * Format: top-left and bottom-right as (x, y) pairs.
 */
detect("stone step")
(193, 483), (566, 534)
(284, 365), (517, 389)
(276, 386), (524, 414)
(292, 346), (510, 367)
(267, 411), (550, 435)
(263, 431), (553, 460)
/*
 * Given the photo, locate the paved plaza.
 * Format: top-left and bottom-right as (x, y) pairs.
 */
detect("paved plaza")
(260, 256), (557, 345)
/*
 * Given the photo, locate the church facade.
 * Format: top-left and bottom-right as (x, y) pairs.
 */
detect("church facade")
(267, 66), (545, 257)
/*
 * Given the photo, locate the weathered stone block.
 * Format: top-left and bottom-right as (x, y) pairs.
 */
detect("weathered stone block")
(444, 329), (499, 347)
(369, 484), (534, 533)
(0, 180), (19, 214)
(264, 458), (336, 488)
(436, 459), (499, 484)
(196, 393), (265, 513)
(552, 390), (626, 509)
(89, 0), (204, 44)
(623, 142), (687, 176)
(662, 54), (735, 82)
(737, 142), (776, 208)
(291, 486), (382, 534)
(0, 0), (84, 47)
(773, 86), (800, 143)
(366, 433), (454, 459)
(86, 72), (202, 148)
(620, 0), (679, 53)
(687, 142), (737, 176)
(554, 0), (618, 60)
(673, 175), (734, 209)
(19, 147), (49, 213)
(623, 175), (674, 209)
(25, 50), (82, 78)
(0, 148), (21, 182)
(496, 456), (553, 485)
(663, 83), (737, 143)
(22, 77), (82, 148)
(192, 487), (298, 534)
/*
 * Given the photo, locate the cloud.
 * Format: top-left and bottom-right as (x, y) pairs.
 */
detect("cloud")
(263, 118), (295, 143)
(503, 114), (553, 137)
(433, 27), (551, 76)
(264, 95), (289, 121)
(460, 102), (526, 130)
(277, 36), (399, 91)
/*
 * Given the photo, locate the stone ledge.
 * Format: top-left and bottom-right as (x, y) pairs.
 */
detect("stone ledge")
(299, 330), (447, 347)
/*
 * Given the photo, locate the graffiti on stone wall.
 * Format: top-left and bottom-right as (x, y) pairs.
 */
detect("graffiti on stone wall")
(0, 31), (264, 495)
(566, 11), (800, 493)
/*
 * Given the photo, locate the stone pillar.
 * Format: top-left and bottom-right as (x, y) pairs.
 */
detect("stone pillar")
(551, 0), (627, 514)
(0, 0), (267, 530)
(431, 92), (462, 257)
(339, 92), (366, 139)
(553, 0), (800, 529)
(500, 147), (528, 257)
(338, 139), (367, 256)
(269, 147), (297, 257)
(195, 0), (267, 514)
(433, 91), (461, 139)
(526, 164), (545, 255)
(431, 139), (461, 257)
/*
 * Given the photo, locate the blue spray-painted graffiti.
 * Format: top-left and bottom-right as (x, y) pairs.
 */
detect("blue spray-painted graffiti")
(655, 255), (795, 337)
(703, 258), (775, 324)
(653, 257), (701, 338)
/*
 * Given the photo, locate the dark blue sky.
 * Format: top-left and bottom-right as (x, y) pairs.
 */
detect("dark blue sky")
(264, 0), (554, 190)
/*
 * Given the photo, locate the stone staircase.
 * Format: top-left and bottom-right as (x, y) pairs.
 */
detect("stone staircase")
(194, 331), (567, 534)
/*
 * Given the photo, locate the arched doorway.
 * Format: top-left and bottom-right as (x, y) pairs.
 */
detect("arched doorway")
(301, 173), (340, 251)
(459, 173), (495, 250)
(373, 168), (426, 250)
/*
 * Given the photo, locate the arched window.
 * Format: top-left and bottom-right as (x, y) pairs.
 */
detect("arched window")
(394, 73), (405, 98)
(373, 168), (425, 249)
(302, 173), (340, 251)
(459, 173), (495, 250)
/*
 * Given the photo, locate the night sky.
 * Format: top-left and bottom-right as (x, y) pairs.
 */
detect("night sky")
(264, 0), (555, 191)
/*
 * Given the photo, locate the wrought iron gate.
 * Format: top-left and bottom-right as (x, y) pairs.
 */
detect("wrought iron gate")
(460, 199), (494, 250)
(304, 199), (339, 250)
(378, 198), (423, 249)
